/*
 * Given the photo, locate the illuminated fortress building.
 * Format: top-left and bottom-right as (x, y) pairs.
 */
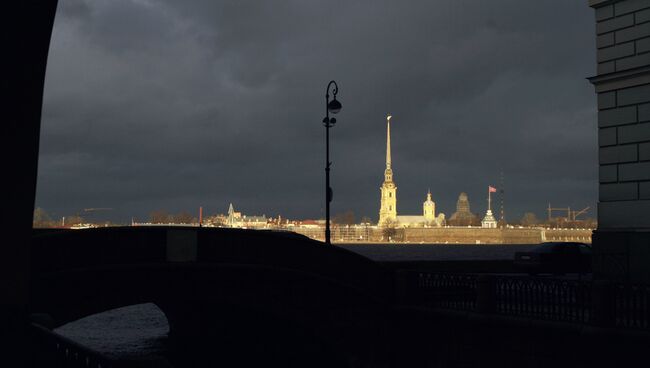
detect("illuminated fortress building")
(378, 115), (445, 227)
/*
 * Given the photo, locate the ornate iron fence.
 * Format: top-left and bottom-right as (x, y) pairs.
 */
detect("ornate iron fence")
(614, 283), (650, 329)
(412, 272), (478, 310)
(495, 276), (591, 323)
(404, 271), (650, 330)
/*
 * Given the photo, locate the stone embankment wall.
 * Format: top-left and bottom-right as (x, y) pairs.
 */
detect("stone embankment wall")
(402, 228), (592, 244)
(543, 228), (594, 243)
(403, 228), (541, 244)
(293, 226), (593, 244)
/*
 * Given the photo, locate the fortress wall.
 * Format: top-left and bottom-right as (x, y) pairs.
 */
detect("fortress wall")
(501, 229), (544, 244)
(292, 226), (593, 244)
(404, 228), (501, 244)
(542, 228), (594, 243)
(403, 228), (542, 244)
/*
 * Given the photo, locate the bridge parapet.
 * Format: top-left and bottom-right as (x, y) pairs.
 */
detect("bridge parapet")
(31, 226), (391, 299)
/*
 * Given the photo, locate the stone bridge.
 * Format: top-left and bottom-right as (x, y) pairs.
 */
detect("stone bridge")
(30, 227), (393, 366)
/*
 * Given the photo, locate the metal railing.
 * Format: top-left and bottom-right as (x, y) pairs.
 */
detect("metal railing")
(495, 276), (591, 323)
(614, 283), (650, 329)
(403, 271), (650, 330)
(417, 272), (477, 310)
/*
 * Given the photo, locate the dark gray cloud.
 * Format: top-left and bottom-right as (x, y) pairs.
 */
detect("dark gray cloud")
(37, 0), (597, 223)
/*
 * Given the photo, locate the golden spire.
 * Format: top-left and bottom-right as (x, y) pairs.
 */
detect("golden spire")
(386, 114), (392, 170)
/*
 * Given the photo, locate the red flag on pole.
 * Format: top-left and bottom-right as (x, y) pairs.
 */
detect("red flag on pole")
(489, 186), (497, 193)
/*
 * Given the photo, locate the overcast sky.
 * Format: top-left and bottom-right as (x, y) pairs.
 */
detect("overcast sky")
(36, 0), (597, 224)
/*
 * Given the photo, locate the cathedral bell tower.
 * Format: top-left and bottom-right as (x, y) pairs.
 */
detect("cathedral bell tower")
(379, 115), (397, 225)
(423, 190), (436, 223)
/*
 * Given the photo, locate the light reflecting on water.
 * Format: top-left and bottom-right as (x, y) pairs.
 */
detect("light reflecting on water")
(55, 303), (169, 358)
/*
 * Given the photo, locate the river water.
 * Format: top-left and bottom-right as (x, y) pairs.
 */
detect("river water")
(339, 243), (538, 261)
(54, 243), (540, 358)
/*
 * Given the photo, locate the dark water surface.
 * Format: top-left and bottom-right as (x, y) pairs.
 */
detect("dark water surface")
(339, 243), (540, 261)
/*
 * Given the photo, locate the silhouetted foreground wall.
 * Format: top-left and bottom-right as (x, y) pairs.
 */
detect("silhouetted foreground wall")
(2, 1), (58, 366)
(589, 0), (650, 282)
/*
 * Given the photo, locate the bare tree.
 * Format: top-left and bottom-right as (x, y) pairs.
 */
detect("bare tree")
(65, 215), (84, 226)
(332, 210), (356, 225)
(33, 207), (53, 228)
(520, 212), (540, 227)
(173, 211), (196, 224)
(150, 210), (170, 224)
(381, 218), (398, 241)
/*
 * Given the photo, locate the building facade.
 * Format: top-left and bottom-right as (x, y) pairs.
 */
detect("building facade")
(227, 203), (267, 228)
(589, 0), (650, 282)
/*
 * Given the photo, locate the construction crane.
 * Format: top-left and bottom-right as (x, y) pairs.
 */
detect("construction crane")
(547, 204), (570, 222)
(81, 208), (113, 225)
(570, 207), (590, 221)
(83, 208), (113, 212)
(547, 204), (590, 222)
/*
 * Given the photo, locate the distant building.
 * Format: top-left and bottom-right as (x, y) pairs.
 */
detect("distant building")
(448, 192), (479, 226)
(481, 187), (498, 228)
(423, 191), (436, 223)
(205, 214), (228, 227)
(378, 115), (445, 227)
(295, 219), (324, 228)
(481, 209), (497, 228)
(227, 203), (267, 228)
(481, 213), (497, 228)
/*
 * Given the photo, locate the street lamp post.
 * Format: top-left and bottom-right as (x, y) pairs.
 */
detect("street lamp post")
(323, 80), (342, 245)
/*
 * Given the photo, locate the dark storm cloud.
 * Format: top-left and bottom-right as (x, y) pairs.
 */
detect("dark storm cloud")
(37, 0), (597, 223)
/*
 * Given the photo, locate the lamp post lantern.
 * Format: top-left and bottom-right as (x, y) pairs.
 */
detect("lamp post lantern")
(324, 80), (341, 245)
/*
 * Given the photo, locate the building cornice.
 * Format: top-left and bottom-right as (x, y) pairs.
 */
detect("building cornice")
(588, 65), (650, 92)
(588, 0), (619, 8)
